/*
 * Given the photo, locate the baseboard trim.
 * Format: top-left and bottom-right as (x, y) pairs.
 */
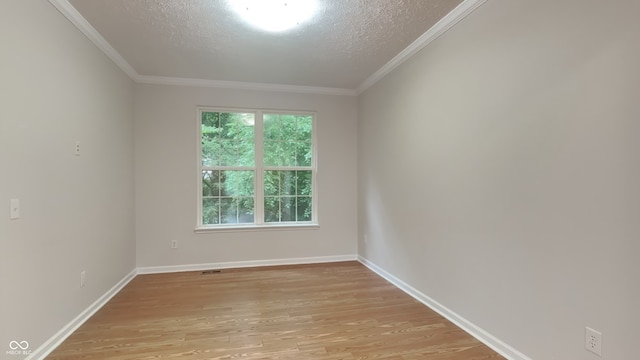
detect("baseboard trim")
(357, 256), (532, 360)
(26, 269), (137, 360)
(136, 254), (358, 275)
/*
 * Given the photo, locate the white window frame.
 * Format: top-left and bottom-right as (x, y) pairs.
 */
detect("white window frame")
(196, 107), (318, 232)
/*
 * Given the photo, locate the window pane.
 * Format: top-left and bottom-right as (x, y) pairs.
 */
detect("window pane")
(278, 114), (297, 140)
(280, 171), (296, 195)
(202, 111), (255, 167)
(264, 196), (280, 222)
(296, 115), (313, 141)
(220, 198), (237, 224)
(238, 198), (255, 223)
(296, 171), (312, 195)
(218, 139), (235, 167)
(264, 171), (279, 196)
(264, 196), (296, 223)
(263, 171), (299, 196)
(295, 141), (311, 167)
(263, 170), (313, 223)
(263, 113), (313, 168)
(263, 114), (280, 140)
(202, 198), (220, 225)
(263, 140), (280, 167)
(220, 198), (252, 224)
(202, 170), (220, 196)
(202, 111), (219, 128)
(238, 139), (255, 166)
(201, 112), (220, 166)
(281, 196), (296, 222)
(264, 196), (307, 223)
(234, 171), (254, 196)
(220, 113), (254, 139)
(280, 141), (297, 167)
(297, 196), (312, 221)
(203, 170), (254, 225)
(220, 170), (254, 197)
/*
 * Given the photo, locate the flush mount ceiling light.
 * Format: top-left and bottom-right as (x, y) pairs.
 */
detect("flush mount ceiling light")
(228, 0), (319, 32)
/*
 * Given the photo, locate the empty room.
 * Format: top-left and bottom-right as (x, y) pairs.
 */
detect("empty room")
(1, 0), (638, 359)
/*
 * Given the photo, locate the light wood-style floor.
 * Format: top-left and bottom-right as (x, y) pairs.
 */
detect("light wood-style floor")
(47, 262), (504, 359)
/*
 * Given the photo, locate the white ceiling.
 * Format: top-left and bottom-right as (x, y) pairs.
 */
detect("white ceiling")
(55, 0), (480, 94)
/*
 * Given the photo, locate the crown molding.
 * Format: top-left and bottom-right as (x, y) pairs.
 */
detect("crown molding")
(48, 0), (356, 96)
(48, 0), (139, 79)
(356, 0), (487, 94)
(136, 75), (358, 96)
(50, 0), (483, 97)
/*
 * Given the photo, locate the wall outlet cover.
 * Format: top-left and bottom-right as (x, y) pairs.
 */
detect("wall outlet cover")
(585, 327), (602, 356)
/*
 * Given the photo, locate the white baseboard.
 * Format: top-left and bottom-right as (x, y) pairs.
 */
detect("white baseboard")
(136, 254), (358, 274)
(357, 256), (532, 360)
(25, 255), (527, 359)
(26, 269), (137, 360)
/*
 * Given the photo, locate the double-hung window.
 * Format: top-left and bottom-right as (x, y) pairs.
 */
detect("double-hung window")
(198, 108), (317, 229)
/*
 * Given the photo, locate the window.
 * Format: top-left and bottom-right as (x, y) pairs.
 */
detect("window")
(198, 108), (317, 229)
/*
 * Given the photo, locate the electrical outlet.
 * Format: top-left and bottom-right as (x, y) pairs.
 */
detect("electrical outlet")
(171, 240), (178, 249)
(75, 140), (81, 156)
(585, 327), (602, 356)
(80, 271), (86, 287)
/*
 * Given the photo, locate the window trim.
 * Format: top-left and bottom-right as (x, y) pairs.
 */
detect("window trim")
(196, 107), (318, 231)
(194, 223), (320, 233)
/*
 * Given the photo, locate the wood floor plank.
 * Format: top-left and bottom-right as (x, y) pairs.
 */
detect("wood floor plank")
(46, 262), (504, 359)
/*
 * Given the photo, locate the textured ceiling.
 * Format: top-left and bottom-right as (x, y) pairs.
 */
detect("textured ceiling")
(66, 0), (464, 90)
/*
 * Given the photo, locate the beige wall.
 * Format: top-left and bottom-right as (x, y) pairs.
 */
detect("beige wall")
(358, 0), (639, 359)
(4, 0), (639, 358)
(134, 84), (358, 268)
(0, 0), (135, 355)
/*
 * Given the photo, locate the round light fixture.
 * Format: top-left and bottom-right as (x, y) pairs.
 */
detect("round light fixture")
(228, 0), (318, 32)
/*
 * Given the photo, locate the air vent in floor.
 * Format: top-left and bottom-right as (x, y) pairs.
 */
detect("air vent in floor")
(201, 270), (222, 275)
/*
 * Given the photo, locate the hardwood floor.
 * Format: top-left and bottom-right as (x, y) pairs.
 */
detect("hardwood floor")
(47, 262), (505, 359)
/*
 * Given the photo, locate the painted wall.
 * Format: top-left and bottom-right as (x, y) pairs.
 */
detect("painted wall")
(358, 0), (639, 359)
(0, 0), (135, 356)
(134, 84), (358, 268)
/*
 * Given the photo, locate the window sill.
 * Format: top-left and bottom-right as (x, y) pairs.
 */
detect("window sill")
(194, 223), (320, 234)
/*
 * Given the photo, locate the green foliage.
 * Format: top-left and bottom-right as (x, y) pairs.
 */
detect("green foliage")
(202, 170), (254, 224)
(263, 170), (312, 222)
(202, 112), (255, 167)
(263, 114), (312, 167)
